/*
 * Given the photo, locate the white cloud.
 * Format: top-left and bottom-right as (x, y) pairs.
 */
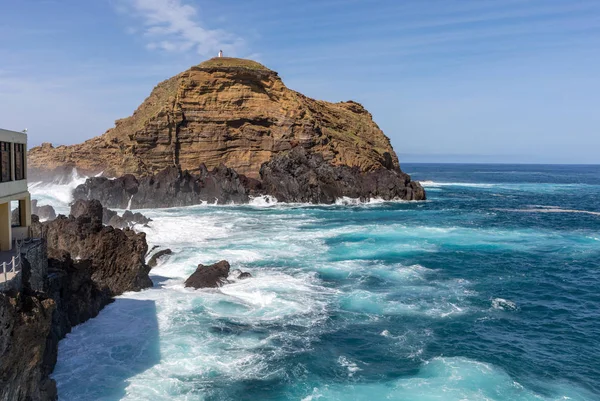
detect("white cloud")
(119, 0), (244, 56)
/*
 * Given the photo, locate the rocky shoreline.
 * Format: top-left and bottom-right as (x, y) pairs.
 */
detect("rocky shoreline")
(0, 200), (153, 401)
(71, 147), (425, 209)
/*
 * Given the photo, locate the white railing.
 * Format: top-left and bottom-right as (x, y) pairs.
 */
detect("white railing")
(0, 239), (26, 283)
(1, 254), (21, 282)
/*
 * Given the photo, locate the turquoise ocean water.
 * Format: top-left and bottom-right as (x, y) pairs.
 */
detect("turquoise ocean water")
(30, 164), (600, 400)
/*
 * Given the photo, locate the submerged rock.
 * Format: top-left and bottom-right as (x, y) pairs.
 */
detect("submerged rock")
(229, 269), (252, 280)
(185, 260), (231, 289)
(148, 249), (173, 268)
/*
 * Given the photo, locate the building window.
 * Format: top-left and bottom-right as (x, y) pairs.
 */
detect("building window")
(15, 143), (25, 180)
(0, 142), (11, 182)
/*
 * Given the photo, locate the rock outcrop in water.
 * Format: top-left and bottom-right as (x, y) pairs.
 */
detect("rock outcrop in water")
(184, 260), (252, 289)
(185, 260), (231, 289)
(148, 248), (173, 268)
(259, 147), (426, 203)
(72, 164), (257, 208)
(72, 147), (425, 208)
(32, 200), (57, 221)
(28, 57), (424, 204)
(33, 200), (152, 294)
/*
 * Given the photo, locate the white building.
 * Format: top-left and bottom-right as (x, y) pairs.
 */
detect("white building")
(0, 128), (31, 252)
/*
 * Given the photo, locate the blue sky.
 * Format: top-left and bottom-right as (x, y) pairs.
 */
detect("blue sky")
(1, 0), (599, 163)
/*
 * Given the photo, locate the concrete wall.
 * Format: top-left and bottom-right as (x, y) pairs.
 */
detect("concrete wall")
(0, 129), (27, 144)
(0, 203), (10, 252)
(0, 185), (28, 204)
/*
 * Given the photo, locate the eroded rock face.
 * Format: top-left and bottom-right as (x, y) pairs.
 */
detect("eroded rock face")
(103, 209), (152, 230)
(33, 200), (152, 295)
(148, 249), (173, 268)
(29, 57), (404, 181)
(1, 200), (154, 401)
(0, 293), (57, 401)
(71, 147), (424, 207)
(185, 260), (231, 289)
(73, 165), (257, 208)
(259, 147), (426, 203)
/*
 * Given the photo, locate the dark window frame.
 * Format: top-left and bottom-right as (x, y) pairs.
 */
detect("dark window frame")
(0, 141), (11, 183)
(14, 143), (25, 181)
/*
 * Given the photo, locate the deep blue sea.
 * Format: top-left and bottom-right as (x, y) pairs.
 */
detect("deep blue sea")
(31, 164), (600, 400)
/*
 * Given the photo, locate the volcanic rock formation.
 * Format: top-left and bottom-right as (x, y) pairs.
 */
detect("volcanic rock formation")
(1, 200), (153, 401)
(29, 58), (416, 181)
(185, 260), (232, 289)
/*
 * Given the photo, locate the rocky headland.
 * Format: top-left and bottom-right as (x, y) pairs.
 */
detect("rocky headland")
(28, 57), (425, 206)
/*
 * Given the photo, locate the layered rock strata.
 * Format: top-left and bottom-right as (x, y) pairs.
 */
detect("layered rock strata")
(29, 57), (413, 186)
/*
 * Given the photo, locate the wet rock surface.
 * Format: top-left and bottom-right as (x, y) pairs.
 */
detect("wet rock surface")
(185, 260), (231, 289)
(73, 165), (257, 209)
(72, 148), (424, 208)
(35, 199), (152, 296)
(259, 147), (426, 203)
(148, 249), (173, 268)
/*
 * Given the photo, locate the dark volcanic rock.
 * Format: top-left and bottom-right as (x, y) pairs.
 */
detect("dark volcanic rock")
(71, 148), (424, 208)
(229, 269), (252, 280)
(73, 165), (257, 209)
(258, 147), (426, 203)
(69, 199), (104, 223)
(33, 201), (57, 221)
(148, 249), (173, 268)
(1, 200), (154, 401)
(0, 292), (57, 401)
(34, 200), (152, 295)
(106, 210), (152, 229)
(72, 174), (139, 210)
(185, 260), (230, 289)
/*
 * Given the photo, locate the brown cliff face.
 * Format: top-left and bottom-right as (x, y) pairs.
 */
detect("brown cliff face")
(28, 58), (402, 180)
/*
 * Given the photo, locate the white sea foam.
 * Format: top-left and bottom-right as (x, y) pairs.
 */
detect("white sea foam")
(338, 356), (362, 377)
(419, 180), (495, 188)
(494, 207), (600, 216)
(492, 298), (518, 311)
(28, 169), (88, 215)
(302, 357), (592, 401)
(334, 196), (389, 205)
(248, 194), (279, 207)
(49, 187), (597, 400)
